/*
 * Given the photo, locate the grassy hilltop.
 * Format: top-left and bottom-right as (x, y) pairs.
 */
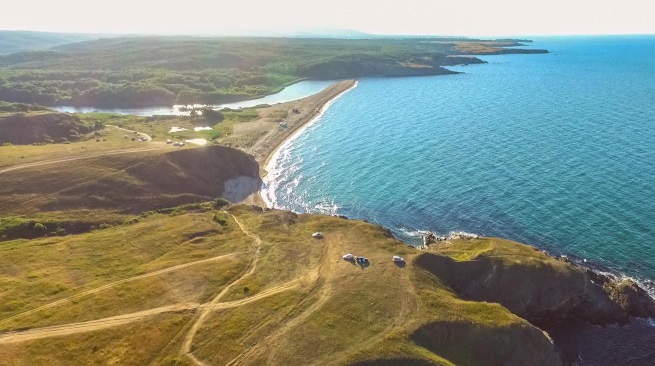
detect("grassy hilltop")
(0, 205), (565, 366)
(0, 36), (546, 107)
(2, 201), (649, 366)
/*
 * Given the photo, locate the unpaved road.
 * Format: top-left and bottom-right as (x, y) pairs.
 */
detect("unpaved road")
(0, 253), (242, 326)
(0, 280), (299, 345)
(226, 228), (335, 366)
(0, 147), (164, 175)
(0, 125), (161, 175)
(0, 213), (301, 355)
(182, 213), (263, 366)
(106, 124), (153, 141)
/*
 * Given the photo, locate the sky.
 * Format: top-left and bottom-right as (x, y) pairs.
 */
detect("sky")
(1, 0), (654, 36)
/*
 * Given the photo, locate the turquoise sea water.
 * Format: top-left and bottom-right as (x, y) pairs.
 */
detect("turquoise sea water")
(264, 36), (655, 290)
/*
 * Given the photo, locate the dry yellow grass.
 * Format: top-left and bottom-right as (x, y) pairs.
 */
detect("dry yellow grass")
(0, 207), (564, 365)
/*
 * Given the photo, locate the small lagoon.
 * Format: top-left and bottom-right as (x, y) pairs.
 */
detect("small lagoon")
(52, 79), (338, 116)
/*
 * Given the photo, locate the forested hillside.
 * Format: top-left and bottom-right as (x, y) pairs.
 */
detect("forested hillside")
(0, 37), (546, 107)
(0, 31), (101, 54)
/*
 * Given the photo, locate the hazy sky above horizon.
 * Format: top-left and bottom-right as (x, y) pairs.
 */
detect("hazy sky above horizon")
(2, 0), (654, 36)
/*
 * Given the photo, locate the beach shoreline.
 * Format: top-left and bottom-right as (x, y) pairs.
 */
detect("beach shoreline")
(232, 79), (358, 207)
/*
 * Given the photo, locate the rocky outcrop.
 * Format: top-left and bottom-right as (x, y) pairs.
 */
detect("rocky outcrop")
(603, 277), (655, 319)
(416, 238), (655, 326)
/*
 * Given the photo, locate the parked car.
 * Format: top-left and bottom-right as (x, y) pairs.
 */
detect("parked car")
(393, 256), (405, 262)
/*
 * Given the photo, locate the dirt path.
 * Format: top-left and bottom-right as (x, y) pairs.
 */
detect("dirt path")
(0, 213), (305, 349)
(181, 213), (263, 366)
(0, 147), (164, 175)
(0, 253), (242, 326)
(0, 281), (299, 346)
(226, 231), (336, 366)
(106, 124), (153, 141)
(0, 124), (161, 175)
(0, 303), (198, 344)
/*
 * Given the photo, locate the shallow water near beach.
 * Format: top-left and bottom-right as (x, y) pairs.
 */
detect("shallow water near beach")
(266, 36), (655, 288)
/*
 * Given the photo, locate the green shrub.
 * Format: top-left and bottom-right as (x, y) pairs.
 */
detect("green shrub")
(214, 197), (231, 209)
(122, 217), (140, 225)
(213, 213), (229, 226)
(33, 222), (47, 233)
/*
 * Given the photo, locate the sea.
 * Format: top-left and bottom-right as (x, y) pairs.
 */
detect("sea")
(262, 35), (655, 364)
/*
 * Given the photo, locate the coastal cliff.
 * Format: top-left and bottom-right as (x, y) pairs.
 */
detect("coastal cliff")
(419, 237), (655, 325)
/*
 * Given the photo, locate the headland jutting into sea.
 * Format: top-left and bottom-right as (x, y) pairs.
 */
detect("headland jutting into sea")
(252, 35), (654, 364)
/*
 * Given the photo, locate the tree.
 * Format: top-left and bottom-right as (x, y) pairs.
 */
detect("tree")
(201, 108), (224, 122)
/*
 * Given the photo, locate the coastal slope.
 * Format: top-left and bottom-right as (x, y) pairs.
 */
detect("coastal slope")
(0, 206), (564, 365)
(0, 146), (260, 216)
(420, 237), (655, 325)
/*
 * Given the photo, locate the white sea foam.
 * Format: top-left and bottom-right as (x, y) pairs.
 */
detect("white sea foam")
(261, 80), (359, 209)
(397, 227), (431, 238)
(194, 126), (212, 131)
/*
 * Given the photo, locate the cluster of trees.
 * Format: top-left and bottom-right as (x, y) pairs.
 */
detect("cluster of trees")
(0, 36), (519, 107)
(0, 101), (50, 112)
(0, 68), (297, 107)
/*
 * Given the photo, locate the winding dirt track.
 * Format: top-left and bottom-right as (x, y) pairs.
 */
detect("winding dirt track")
(0, 212), (303, 364)
(0, 126), (161, 175)
(0, 281), (299, 345)
(105, 124), (153, 141)
(181, 213), (264, 366)
(0, 147), (164, 174)
(0, 253), (242, 326)
(226, 232), (334, 366)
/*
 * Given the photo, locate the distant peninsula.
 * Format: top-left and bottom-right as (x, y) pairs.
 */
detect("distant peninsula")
(0, 36), (547, 108)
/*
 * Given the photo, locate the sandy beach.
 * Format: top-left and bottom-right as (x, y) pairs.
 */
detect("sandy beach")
(229, 80), (357, 206)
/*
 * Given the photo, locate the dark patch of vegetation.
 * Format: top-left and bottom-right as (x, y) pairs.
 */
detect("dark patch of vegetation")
(0, 101), (50, 113)
(0, 112), (104, 144)
(213, 213), (229, 226)
(199, 108), (224, 122)
(0, 216), (94, 241)
(214, 197), (231, 209)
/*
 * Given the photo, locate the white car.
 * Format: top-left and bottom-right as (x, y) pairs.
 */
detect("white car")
(392, 256), (405, 262)
(312, 232), (323, 238)
(342, 253), (353, 260)
(166, 139), (172, 144)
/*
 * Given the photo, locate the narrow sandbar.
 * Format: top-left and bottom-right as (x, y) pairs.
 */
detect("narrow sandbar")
(230, 80), (358, 206)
